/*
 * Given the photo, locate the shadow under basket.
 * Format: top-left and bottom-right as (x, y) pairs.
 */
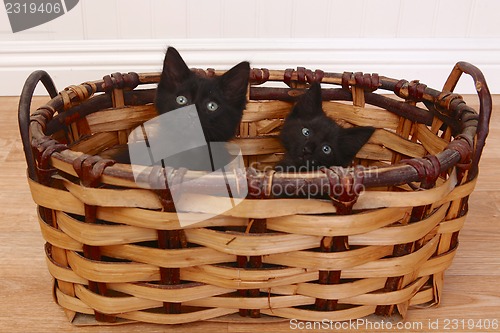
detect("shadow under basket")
(19, 62), (491, 326)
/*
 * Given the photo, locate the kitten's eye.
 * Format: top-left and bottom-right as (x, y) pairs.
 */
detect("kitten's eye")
(301, 128), (310, 137)
(322, 145), (332, 154)
(176, 95), (188, 105)
(207, 101), (219, 112)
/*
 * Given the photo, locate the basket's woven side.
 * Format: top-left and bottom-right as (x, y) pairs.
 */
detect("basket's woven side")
(72, 154), (116, 322)
(31, 109), (76, 321)
(27, 166), (476, 324)
(153, 167), (187, 315)
(374, 80), (431, 317)
(422, 96), (474, 309)
(65, 74), (137, 322)
(311, 80), (367, 312)
(236, 218), (268, 318)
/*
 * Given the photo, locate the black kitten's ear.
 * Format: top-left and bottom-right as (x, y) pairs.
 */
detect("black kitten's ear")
(159, 46), (191, 91)
(291, 82), (323, 118)
(337, 126), (376, 166)
(219, 61), (250, 101)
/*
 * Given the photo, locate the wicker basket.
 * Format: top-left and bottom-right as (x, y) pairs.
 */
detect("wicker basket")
(19, 62), (491, 325)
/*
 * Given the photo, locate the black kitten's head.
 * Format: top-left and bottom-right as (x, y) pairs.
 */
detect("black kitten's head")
(155, 47), (250, 142)
(277, 83), (375, 171)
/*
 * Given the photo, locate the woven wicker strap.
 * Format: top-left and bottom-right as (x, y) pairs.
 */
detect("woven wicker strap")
(71, 153), (116, 322)
(284, 67), (324, 87)
(30, 136), (67, 185)
(30, 105), (56, 130)
(249, 68), (270, 84)
(72, 154), (115, 188)
(322, 166), (365, 213)
(401, 155), (441, 188)
(342, 72), (380, 92)
(102, 72), (140, 92)
(394, 79), (427, 101)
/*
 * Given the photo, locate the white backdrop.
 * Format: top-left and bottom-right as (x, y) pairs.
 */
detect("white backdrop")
(1, 0), (499, 95)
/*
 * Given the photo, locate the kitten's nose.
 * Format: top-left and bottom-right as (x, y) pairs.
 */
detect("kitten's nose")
(303, 146), (313, 155)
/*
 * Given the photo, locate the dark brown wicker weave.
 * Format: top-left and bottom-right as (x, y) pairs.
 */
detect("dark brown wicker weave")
(18, 62), (491, 325)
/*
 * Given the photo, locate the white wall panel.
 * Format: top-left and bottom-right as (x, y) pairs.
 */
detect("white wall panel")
(256, 0), (292, 38)
(291, 0), (330, 38)
(469, 0), (500, 37)
(398, 0), (437, 37)
(151, 0), (187, 38)
(1, 0), (500, 95)
(1, 0), (500, 40)
(0, 6), (12, 38)
(81, 0), (119, 39)
(327, 0), (365, 38)
(2, 38), (499, 96)
(186, 0), (222, 38)
(50, 2), (84, 40)
(117, 0), (152, 39)
(222, 0), (256, 38)
(361, 0), (400, 37)
(434, 0), (473, 37)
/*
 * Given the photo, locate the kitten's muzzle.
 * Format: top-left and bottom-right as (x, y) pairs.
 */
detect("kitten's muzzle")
(302, 145), (314, 155)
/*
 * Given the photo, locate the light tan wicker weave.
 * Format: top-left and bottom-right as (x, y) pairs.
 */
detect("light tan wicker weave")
(19, 62), (491, 325)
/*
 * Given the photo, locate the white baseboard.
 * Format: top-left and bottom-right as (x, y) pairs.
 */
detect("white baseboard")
(1, 38), (499, 96)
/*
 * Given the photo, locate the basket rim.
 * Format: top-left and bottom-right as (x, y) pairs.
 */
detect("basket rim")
(23, 64), (490, 195)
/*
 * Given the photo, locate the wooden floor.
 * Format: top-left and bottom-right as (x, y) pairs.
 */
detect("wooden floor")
(1, 95), (499, 333)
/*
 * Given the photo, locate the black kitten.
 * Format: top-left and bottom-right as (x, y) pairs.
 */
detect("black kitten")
(155, 46), (250, 142)
(276, 83), (375, 171)
(103, 47), (250, 167)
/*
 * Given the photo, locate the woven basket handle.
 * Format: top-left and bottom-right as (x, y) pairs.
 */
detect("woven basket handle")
(443, 61), (492, 178)
(18, 70), (58, 181)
